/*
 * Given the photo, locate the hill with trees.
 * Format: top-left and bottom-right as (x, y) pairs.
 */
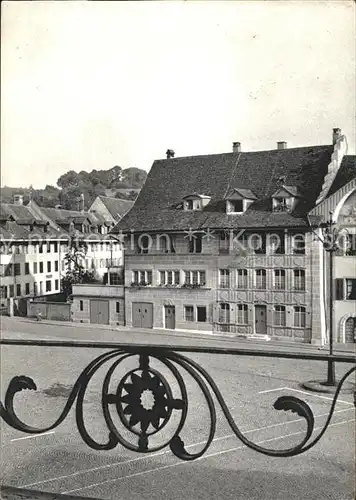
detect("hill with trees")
(1, 165), (146, 210)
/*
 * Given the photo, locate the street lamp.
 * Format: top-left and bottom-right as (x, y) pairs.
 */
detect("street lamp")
(311, 211), (348, 387)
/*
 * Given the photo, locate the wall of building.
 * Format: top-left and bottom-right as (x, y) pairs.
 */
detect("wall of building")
(125, 286), (213, 331)
(0, 240), (64, 300)
(28, 300), (71, 321)
(71, 284), (124, 325)
(123, 231), (316, 342)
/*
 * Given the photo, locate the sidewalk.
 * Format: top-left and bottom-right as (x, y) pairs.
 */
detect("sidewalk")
(3, 316), (356, 354)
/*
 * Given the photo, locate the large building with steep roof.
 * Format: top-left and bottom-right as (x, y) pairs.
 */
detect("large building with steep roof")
(112, 128), (355, 344)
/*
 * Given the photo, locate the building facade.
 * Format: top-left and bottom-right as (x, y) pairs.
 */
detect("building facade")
(113, 128), (355, 344)
(310, 175), (356, 343)
(0, 196), (125, 309)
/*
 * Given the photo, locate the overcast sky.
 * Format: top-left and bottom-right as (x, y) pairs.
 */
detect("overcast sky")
(1, 1), (355, 188)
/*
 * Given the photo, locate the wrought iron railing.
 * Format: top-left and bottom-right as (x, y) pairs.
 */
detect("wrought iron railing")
(0, 339), (355, 461)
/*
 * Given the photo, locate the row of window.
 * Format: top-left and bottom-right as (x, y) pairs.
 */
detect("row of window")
(219, 232), (305, 255)
(0, 279), (59, 298)
(1, 257), (120, 277)
(0, 241), (120, 255)
(219, 268), (306, 290)
(135, 233), (306, 255)
(78, 300), (120, 313)
(132, 270), (207, 286)
(3, 261), (59, 277)
(218, 303), (306, 328)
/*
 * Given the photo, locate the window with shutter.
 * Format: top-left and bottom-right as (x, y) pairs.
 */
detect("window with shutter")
(335, 279), (344, 300)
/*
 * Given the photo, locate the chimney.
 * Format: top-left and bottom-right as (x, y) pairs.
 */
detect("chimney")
(233, 142), (241, 153)
(332, 128), (342, 145)
(166, 149), (175, 159)
(13, 194), (24, 206)
(80, 193), (85, 213)
(277, 141), (287, 150)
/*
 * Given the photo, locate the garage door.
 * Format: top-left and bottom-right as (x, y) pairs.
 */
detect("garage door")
(132, 302), (153, 328)
(90, 299), (109, 325)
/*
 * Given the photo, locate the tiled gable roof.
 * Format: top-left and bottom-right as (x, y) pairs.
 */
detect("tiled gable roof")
(113, 145), (334, 232)
(226, 188), (257, 200)
(98, 196), (134, 221)
(1, 203), (36, 222)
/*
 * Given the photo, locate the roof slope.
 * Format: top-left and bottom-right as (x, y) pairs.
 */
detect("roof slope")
(113, 145), (334, 232)
(328, 155), (356, 197)
(1, 203), (36, 222)
(97, 196), (134, 220)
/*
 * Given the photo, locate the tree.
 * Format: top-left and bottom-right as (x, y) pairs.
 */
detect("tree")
(61, 236), (96, 299)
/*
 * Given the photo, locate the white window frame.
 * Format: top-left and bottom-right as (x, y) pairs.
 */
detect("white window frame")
(159, 270), (180, 286)
(293, 269), (305, 291)
(184, 305), (194, 322)
(219, 269), (230, 288)
(184, 270), (206, 286)
(132, 270), (153, 285)
(274, 269), (286, 290)
(226, 199), (245, 214)
(294, 306), (306, 327)
(236, 304), (248, 324)
(255, 269), (266, 289)
(236, 269), (248, 288)
(219, 302), (230, 323)
(273, 305), (286, 326)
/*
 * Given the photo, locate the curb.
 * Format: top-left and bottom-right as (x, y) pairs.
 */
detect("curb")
(4, 317), (356, 353)
(301, 380), (355, 395)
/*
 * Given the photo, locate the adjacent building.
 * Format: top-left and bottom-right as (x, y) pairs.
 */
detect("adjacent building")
(89, 196), (134, 224)
(112, 128), (355, 344)
(310, 164), (356, 343)
(0, 195), (127, 310)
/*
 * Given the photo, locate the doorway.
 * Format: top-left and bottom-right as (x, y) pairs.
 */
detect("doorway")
(164, 305), (176, 329)
(255, 305), (267, 335)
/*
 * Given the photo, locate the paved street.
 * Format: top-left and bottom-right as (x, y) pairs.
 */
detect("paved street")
(1, 318), (355, 500)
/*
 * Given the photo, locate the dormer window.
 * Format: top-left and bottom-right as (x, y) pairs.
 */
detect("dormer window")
(225, 188), (257, 214)
(187, 199), (194, 210)
(272, 185), (301, 213)
(183, 194), (211, 211)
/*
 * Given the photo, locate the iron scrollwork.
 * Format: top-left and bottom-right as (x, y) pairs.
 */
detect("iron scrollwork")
(1, 343), (355, 460)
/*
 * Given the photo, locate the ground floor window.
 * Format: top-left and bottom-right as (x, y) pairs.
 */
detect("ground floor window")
(294, 306), (306, 327)
(219, 302), (230, 323)
(197, 306), (207, 322)
(55, 279), (59, 290)
(80, 300), (83, 311)
(46, 280), (52, 292)
(25, 283), (30, 295)
(116, 301), (120, 313)
(273, 305), (286, 326)
(184, 305), (194, 322)
(236, 304), (248, 324)
(9, 285), (14, 298)
(16, 284), (21, 297)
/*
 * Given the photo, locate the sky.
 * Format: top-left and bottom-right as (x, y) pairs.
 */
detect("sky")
(1, 0), (355, 188)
